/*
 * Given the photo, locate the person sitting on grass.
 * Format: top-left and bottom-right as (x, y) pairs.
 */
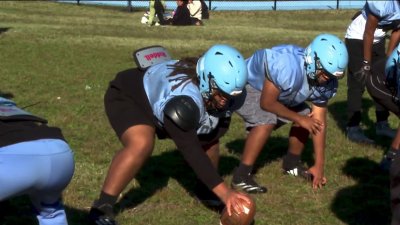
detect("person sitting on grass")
(165, 0), (192, 26)
(147, 0), (167, 26)
(188, 0), (203, 26)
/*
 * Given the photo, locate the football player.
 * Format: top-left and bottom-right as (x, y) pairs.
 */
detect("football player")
(231, 34), (348, 193)
(365, 43), (400, 225)
(88, 44), (253, 225)
(0, 96), (75, 225)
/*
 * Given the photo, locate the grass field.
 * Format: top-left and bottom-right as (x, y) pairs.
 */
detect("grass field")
(0, 1), (396, 225)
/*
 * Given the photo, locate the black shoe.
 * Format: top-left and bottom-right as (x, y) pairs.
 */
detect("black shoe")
(346, 126), (375, 145)
(231, 173), (267, 194)
(283, 161), (313, 181)
(380, 149), (399, 171)
(88, 201), (118, 225)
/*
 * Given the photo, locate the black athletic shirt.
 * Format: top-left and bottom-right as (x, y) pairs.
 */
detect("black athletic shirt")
(0, 119), (65, 148)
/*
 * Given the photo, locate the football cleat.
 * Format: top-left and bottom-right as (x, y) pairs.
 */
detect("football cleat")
(283, 163), (313, 181)
(346, 126), (375, 145)
(375, 121), (396, 139)
(88, 201), (118, 225)
(380, 149), (400, 171)
(231, 174), (267, 194)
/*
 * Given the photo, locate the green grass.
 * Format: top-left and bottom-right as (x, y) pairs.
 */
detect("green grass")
(0, 2), (395, 225)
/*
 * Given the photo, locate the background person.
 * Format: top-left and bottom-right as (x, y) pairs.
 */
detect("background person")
(231, 34), (349, 193)
(0, 96), (75, 225)
(88, 44), (253, 225)
(365, 43), (400, 225)
(147, 0), (167, 26)
(363, 1), (400, 67)
(188, 0), (203, 26)
(200, 0), (209, 20)
(165, 0), (192, 26)
(344, 5), (396, 144)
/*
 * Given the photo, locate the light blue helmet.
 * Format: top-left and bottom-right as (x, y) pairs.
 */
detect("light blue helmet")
(385, 43), (400, 103)
(385, 44), (400, 81)
(304, 34), (349, 80)
(196, 44), (247, 100)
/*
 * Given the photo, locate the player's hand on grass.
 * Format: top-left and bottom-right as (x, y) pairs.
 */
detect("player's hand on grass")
(308, 165), (327, 189)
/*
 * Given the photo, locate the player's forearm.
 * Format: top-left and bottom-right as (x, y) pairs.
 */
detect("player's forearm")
(212, 182), (231, 204)
(312, 131), (326, 167)
(363, 14), (379, 62)
(310, 107), (327, 167)
(164, 117), (223, 189)
(363, 32), (374, 62)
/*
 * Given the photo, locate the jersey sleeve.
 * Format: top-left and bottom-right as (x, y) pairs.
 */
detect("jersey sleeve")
(163, 116), (223, 190)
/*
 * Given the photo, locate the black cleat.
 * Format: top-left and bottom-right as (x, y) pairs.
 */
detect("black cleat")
(88, 201), (118, 225)
(380, 149), (400, 172)
(231, 174), (267, 194)
(283, 162), (313, 182)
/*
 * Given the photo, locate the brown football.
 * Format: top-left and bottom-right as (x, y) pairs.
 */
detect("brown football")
(220, 197), (256, 225)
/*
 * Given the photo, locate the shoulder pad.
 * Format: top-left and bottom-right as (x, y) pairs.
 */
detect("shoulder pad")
(164, 96), (200, 131)
(133, 45), (172, 71)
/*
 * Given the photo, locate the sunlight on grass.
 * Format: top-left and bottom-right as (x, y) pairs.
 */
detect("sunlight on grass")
(0, 1), (395, 225)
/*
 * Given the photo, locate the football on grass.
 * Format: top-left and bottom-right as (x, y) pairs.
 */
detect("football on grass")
(220, 197), (256, 225)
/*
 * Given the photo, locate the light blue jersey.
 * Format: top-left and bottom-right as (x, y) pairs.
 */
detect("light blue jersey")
(246, 44), (337, 107)
(0, 97), (32, 117)
(362, 1), (400, 30)
(143, 60), (205, 123)
(0, 96), (47, 123)
(143, 60), (233, 134)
